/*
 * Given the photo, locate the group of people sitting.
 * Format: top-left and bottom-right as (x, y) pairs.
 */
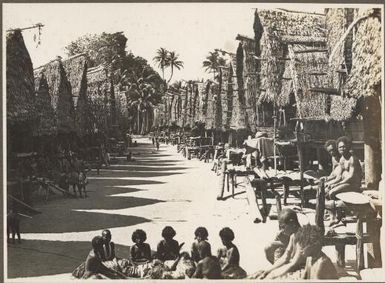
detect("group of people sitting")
(314, 136), (363, 226)
(72, 214), (339, 280)
(72, 226), (247, 280)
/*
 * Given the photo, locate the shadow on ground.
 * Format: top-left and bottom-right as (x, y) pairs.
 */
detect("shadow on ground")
(7, 239), (131, 278)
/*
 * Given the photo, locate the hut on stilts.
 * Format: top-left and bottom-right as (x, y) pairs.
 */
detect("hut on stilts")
(34, 57), (75, 152)
(6, 29), (37, 155)
(86, 65), (112, 146)
(33, 72), (57, 154)
(62, 53), (90, 149)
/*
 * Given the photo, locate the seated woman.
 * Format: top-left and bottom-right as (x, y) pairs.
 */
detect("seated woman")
(264, 208), (300, 264)
(156, 226), (180, 262)
(250, 225), (338, 280)
(130, 229), (152, 264)
(217, 227), (247, 279)
(72, 236), (126, 279)
(192, 240), (222, 279)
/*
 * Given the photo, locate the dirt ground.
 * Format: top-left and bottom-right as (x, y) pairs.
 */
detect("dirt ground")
(6, 136), (360, 280)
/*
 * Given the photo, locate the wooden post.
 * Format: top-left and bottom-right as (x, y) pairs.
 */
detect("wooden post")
(315, 180), (325, 235)
(335, 244), (346, 267)
(366, 216), (382, 268)
(356, 217), (364, 271)
(217, 160), (227, 200)
(363, 95), (382, 190)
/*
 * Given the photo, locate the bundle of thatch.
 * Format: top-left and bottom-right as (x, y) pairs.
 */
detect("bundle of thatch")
(86, 65), (110, 134)
(33, 72), (56, 136)
(34, 58), (75, 134)
(6, 30), (36, 124)
(236, 35), (258, 132)
(203, 80), (216, 129)
(229, 55), (247, 130)
(219, 65), (232, 130)
(62, 54), (90, 137)
(189, 83), (200, 126)
(344, 8), (381, 98)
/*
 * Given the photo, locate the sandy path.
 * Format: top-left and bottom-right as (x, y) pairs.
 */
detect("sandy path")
(6, 136), (358, 280)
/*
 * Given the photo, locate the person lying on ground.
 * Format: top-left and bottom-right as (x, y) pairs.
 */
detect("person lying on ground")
(217, 227), (247, 279)
(191, 227), (211, 263)
(72, 236), (127, 279)
(264, 208), (301, 264)
(250, 225), (337, 280)
(192, 240), (222, 279)
(130, 229), (152, 264)
(156, 226), (180, 262)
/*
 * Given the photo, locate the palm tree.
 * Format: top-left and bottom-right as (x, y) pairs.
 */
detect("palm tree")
(167, 52), (184, 83)
(203, 51), (220, 80)
(153, 47), (169, 81)
(125, 69), (158, 134)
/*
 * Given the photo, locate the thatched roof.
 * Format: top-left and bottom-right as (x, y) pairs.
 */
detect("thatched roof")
(33, 72), (56, 136)
(344, 8), (381, 98)
(62, 53), (88, 107)
(6, 29), (36, 123)
(34, 58), (75, 133)
(255, 8), (359, 122)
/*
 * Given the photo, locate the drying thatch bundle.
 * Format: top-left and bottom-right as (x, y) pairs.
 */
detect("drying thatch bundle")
(219, 65), (233, 130)
(196, 82), (205, 123)
(34, 72), (57, 136)
(86, 65), (111, 135)
(237, 35), (260, 132)
(189, 83), (200, 126)
(204, 80), (216, 129)
(62, 54), (90, 136)
(6, 29), (37, 124)
(34, 58), (75, 134)
(344, 8), (381, 98)
(230, 55), (247, 130)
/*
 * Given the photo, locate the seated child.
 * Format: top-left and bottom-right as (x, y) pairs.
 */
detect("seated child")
(191, 227), (211, 263)
(72, 236), (126, 279)
(130, 229), (152, 264)
(217, 227), (247, 279)
(252, 225), (338, 280)
(101, 230), (131, 272)
(156, 226), (180, 262)
(264, 208), (301, 264)
(192, 240), (222, 279)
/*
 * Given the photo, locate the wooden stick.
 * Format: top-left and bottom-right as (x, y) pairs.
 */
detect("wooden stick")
(8, 195), (41, 214)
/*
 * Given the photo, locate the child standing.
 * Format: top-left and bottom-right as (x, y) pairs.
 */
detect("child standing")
(130, 229), (152, 264)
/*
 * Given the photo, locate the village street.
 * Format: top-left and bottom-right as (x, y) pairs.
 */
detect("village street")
(7, 137), (359, 280)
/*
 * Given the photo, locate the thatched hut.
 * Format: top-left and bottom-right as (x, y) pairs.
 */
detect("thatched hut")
(34, 57), (75, 149)
(62, 54), (90, 140)
(6, 29), (37, 153)
(341, 8), (382, 189)
(86, 65), (111, 143)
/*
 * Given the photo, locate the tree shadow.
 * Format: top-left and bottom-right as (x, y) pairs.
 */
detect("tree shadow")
(89, 170), (182, 178)
(22, 210), (151, 233)
(7, 239), (131, 278)
(107, 165), (189, 171)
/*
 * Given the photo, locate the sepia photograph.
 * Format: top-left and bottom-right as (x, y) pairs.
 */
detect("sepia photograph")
(2, 2), (384, 281)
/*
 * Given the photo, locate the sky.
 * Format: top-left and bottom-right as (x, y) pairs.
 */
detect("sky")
(3, 3), (377, 83)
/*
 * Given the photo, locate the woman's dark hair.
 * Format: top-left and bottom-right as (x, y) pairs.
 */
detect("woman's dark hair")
(162, 226), (176, 239)
(294, 224), (323, 250)
(324, 140), (336, 150)
(194, 227), (208, 240)
(219, 227), (235, 241)
(278, 208), (300, 227)
(91, 236), (104, 249)
(132, 229), (147, 242)
(336, 136), (352, 150)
